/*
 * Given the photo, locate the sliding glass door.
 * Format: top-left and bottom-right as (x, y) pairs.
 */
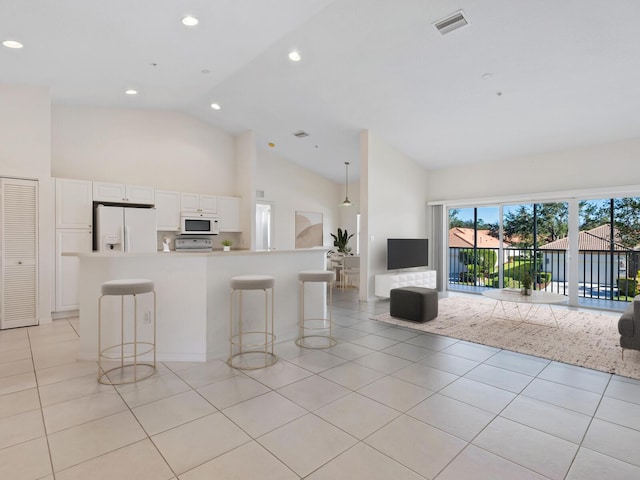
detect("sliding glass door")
(502, 202), (568, 294)
(578, 197), (640, 303)
(448, 206), (500, 291)
(447, 195), (640, 308)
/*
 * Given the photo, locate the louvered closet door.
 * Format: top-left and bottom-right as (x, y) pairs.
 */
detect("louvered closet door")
(1, 178), (38, 329)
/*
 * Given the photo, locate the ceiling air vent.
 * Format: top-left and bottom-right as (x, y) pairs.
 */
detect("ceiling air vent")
(292, 130), (309, 138)
(434, 10), (468, 35)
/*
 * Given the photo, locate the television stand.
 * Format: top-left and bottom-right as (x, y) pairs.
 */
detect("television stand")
(374, 270), (436, 299)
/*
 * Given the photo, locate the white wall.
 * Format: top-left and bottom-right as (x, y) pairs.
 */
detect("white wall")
(255, 148), (341, 251)
(235, 131), (256, 250)
(361, 131), (430, 300)
(52, 106), (236, 196)
(0, 83), (53, 324)
(428, 137), (640, 202)
(338, 181), (360, 253)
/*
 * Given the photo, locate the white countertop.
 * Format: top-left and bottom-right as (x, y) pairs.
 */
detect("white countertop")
(64, 247), (330, 258)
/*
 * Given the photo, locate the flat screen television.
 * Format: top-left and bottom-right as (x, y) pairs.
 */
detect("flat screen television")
(387, 238), (428, 270)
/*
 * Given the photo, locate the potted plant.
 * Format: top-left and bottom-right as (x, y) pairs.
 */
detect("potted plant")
(521, 271), (533, 296)
(330, 228), (354, 254)
(221, 239), (232, 252)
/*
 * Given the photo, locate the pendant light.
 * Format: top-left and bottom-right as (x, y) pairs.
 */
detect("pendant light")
(341, 161), (352, 207)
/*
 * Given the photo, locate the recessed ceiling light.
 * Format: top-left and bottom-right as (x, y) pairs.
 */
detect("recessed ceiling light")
(2, 40), (23, 49)
(288, 50), (301, 62)
(210, 103), (221, 110)
(125, 89), (138, 95)
(182, 16), (199, 26)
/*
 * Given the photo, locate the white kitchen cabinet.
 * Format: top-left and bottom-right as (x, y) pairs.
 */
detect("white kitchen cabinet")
(92, 182), (125, 202)
(155, 190), (181, 231)
(181, 192), (218, 213)
(93, 182), (155, 204)
(55, 178), (93, 229)
(218, 196), (241, 232)
(55, 229), (92, 311)
(1, 177), (39, 329)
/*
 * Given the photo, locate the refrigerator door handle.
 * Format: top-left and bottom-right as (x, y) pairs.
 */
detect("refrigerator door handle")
(125, 225), (131, 252)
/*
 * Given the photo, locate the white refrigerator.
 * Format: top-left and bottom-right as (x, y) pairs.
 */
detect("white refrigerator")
(96, 205), (157, 253)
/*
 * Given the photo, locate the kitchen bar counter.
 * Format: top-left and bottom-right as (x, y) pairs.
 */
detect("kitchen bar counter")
(71, 248), (328, 362)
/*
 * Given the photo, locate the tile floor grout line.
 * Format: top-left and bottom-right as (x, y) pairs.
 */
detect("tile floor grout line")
(562, 375), (617, 479)
(26, 325), (57, 480)
(3, 292), (640, 479)
(209, 385), (311, 478)
(563, 373), (615, 478)
(110, 360), (179, 479)
(425, 362), (531, 466)
(472, 353), (610, 479)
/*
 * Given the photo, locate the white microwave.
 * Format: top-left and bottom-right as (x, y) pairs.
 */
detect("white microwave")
(180, 213), (219, 235)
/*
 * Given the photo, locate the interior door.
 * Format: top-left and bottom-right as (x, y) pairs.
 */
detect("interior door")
(256, 201), (274, 251)
(1, 177), (39, 329)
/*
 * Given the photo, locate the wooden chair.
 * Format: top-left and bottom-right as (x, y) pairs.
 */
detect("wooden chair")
(340, 256), (360, 290)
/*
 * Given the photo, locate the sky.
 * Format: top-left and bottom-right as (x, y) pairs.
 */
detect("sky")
(451, 199), (613, 225)
(452, 205), (519, 225)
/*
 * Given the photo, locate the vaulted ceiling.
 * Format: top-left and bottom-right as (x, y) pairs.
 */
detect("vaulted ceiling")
(2, 0), (640, 182)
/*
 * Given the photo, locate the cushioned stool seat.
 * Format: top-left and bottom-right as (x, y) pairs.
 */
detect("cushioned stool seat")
(390, 287), (438, 323)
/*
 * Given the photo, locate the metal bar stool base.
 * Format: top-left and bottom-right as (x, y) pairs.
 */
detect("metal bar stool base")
(98, 279), (157, 386)
(98, 363), (156, 385)
(227, 351), (278, 370)
(298, 270), (336, 349)
(228, 275), (277, 370)
(296, 335), (337, 349)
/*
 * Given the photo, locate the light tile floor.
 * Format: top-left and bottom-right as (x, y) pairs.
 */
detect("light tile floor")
(1, 289), (640, 479)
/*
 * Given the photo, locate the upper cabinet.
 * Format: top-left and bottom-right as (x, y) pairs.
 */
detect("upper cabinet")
(93, 182), (155, 204)
(155, 190), (181, 231)
(218, 196), (241, 232)
(55, 178), (93, 229)
(181, 193), (217, 213)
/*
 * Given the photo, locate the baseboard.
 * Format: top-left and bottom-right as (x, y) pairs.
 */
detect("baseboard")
(51, 310), (78, 321)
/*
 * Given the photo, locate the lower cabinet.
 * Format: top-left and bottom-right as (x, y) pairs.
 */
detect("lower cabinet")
(56, 229), (92, 311)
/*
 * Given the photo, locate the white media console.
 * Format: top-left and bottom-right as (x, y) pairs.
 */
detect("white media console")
(374, 270), (437, 298)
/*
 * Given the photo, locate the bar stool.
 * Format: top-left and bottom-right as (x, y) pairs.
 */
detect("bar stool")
(98, 279), (156, 385)
(297, 270), (337, 349)
(228, 275), (277, 370)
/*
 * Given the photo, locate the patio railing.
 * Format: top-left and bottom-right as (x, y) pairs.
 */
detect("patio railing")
(449, 246), (638, 301)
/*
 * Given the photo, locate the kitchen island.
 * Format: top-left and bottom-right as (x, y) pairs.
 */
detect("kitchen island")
(70, 248), (328, 362)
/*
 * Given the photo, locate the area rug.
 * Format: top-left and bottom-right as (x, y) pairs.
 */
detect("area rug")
(373, 296), (640, 380)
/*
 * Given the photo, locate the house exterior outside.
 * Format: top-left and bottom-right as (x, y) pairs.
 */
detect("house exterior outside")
(539, 224), (633, 285)
(449, 228), (512, 281)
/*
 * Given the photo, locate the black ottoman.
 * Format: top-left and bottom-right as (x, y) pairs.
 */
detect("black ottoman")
(390, 287), (438, 323)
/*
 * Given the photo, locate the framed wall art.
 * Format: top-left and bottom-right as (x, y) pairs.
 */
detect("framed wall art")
(295, 211), (323, 248)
